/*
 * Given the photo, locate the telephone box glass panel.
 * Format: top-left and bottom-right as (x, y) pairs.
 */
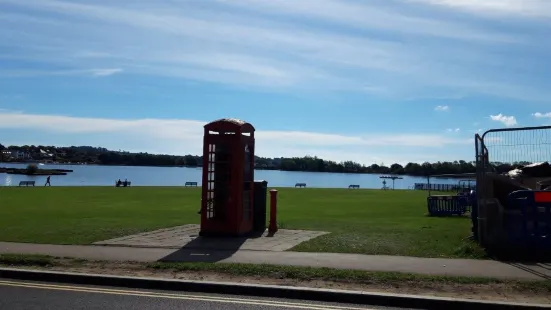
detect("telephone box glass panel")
(242, 143), (253, 220)
(211, 141), (231, 220)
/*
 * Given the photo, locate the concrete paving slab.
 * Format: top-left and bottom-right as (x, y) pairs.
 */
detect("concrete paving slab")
(93, 224), (329, 252)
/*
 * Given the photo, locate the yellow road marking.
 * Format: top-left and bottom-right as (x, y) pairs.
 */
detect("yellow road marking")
(0, 280), (373, 310)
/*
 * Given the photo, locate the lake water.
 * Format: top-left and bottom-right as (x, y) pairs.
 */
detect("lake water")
(0, 163), (459, 189)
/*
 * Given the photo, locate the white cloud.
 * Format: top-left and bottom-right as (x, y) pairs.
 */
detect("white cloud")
(90, 68), (122, 77)
(490, 114), (518, 127)
(0, 0), (549, 100)
(435, 105), (450, 111)
(533, 112), (551, 118)
(219, 0), (516, 42)
(411, 0), (551, 18)
(446, 128), (460, 132)
(0, 111), (471, 164)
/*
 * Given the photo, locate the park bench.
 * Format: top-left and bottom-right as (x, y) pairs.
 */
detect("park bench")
(18, 181), (35, 187)
(348, 184), (360, 189)
(295, 183), (307, 188)
(115, 181), (131, 187)
(185, 181), (198, 187)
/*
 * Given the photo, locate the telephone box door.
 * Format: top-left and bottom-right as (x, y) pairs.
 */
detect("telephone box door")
(204, 138), (231, 224)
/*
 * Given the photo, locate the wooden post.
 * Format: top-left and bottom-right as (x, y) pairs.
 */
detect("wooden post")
(269, 189), (278, 235)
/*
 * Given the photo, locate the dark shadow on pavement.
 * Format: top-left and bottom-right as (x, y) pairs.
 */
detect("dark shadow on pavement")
(486, 249), (551, 280)
(502, 262), (551, 280)
(158, 230), (265, 263)
(489, 248), (551, 263)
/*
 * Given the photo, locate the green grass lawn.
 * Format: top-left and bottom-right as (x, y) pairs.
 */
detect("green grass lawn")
(0, 186), (482, 258)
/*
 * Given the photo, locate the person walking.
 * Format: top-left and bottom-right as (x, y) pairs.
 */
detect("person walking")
(45, 175), (51, 186)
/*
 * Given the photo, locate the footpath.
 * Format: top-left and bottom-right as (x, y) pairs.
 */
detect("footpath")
(1, 241), (550, 281)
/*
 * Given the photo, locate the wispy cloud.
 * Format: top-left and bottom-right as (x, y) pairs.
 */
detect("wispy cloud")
(0, 94), (25, 102)
(435, 105), (450, 111)
(0, 68), (122, 78)
(0, 111), (471, 164)
(0, 108), (22, 113)
(219, 0), (517, 42)
(406, 93), (465, 101)
(0, 0), (549, 100)
(446, 128), (460, 132)
(411, 0), (551, 19)
(90, 68), (122, 77)
(533, 112), (551, 119)
(490, 114), (518, 127)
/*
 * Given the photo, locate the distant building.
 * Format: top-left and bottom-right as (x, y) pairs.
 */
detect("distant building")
(3, 150), (32, 160)
(39, 149), (54, 157)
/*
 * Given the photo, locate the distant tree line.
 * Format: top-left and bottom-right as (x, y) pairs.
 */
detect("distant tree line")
(0, 143), (526, 177)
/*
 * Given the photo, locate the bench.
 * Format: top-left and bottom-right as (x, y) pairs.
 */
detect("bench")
(185, 181), (198, 187)
(18, 181), (35, 187)
(348, 184), (360, 189)
(115, 181), (131, 187)
(295, 183), (307, 188)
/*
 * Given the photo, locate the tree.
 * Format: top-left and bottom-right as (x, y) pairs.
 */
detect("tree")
(0, 143), (5, 162)
(0, 143), (507, 176)
(390, 163), (404, 174)
(421, 162), (434, 176)
(26, 164), (38, 175)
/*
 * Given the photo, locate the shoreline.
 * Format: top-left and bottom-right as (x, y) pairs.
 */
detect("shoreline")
(0, 162), (471, 179)
(0, 185), (459, 191)
(0, 167), (73, 176)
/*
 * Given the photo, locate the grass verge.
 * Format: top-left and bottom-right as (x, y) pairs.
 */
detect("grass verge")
(0, 254), (55, 267)
(0, 187), (483, 258)
(0, 254), (550, 297)
(148, 261), (551, 293)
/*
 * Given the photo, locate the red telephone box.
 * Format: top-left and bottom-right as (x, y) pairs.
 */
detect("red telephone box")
(199, 118), (255, 237)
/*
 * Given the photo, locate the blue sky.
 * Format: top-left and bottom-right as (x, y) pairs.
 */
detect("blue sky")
(1, 0), (551, 165)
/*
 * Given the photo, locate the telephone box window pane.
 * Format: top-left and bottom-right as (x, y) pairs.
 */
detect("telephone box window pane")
(211, 141), (230, 221)
(207, 199), (214, 219)
(242, 190), (250, 220)
(242, 143), (253, 221)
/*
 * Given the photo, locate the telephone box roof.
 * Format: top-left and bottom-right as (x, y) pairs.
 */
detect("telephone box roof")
(204, 118), (255, 133)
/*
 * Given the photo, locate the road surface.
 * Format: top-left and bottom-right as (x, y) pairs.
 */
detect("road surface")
(0, 279), (412, 310)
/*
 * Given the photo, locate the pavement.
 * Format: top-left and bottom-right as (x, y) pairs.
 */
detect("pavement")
(1, 241), (551, 280)
(0, 279), (401, 310)
(93, 224), (329, 252)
